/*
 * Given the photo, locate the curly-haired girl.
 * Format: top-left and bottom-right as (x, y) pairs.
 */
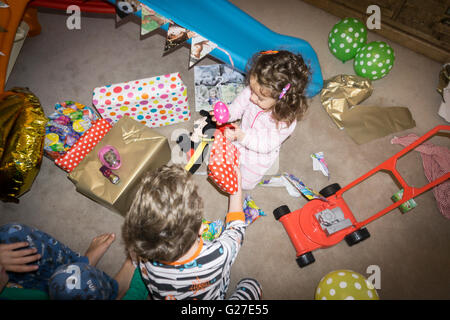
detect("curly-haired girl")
(215, 50), (311, 190)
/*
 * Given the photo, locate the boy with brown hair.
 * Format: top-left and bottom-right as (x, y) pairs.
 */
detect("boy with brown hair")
(122, 164), (261, 300)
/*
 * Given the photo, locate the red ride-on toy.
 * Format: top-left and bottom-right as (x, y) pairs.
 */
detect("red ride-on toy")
(274, 125), (450, 268)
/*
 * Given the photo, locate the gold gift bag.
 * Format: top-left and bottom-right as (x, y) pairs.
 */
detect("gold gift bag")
(68, 116), (171, 215)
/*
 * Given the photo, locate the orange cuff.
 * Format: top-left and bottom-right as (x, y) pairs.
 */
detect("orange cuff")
(226, 211), (245, 224)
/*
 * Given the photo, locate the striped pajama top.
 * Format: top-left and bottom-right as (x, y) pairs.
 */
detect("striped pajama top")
(137, 211), (247, 300)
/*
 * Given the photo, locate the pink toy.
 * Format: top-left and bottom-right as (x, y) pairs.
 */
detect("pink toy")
(98, 145), (121, 170)
(213, 101), (229, 124)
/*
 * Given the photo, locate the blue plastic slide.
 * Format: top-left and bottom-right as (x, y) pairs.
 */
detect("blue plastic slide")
(110, 0), (323, 97)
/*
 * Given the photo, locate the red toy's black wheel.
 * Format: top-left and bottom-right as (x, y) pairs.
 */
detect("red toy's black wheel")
(345, 228), (371, 246)
(273, 205), (291, 220)
(296, 252), (315, 268)
(319, 183), (341, 198)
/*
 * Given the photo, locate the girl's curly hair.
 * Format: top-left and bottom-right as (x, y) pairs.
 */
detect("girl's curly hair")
(246, 50), (311, 126)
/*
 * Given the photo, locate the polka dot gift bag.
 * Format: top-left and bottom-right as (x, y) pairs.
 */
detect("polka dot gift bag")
(92, 73), (191, 128)
(208, 130), (240, 194)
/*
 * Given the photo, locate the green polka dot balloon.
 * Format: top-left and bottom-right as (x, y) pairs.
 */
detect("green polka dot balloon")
(328, 18), (367, 63)
(315, 270), (379, 300)
(354, 41), (395, 80)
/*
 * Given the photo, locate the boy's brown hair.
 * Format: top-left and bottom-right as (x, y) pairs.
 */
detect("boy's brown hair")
(122, 164), (203, 262)
(247, 50), (311, 126)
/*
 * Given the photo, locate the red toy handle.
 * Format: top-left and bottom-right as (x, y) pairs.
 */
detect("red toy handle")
(337, 125), (450, 228)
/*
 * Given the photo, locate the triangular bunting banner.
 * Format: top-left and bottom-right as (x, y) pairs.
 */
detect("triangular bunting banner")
(189, 35), (217, 68)
(114, 3), (232, 69)
(164, 22), (196, 53)
(141, 4), (169, 36)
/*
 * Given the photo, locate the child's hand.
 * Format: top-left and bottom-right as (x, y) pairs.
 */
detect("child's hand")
(224, 124), (245, 142)
(0, 242), (40, 273)
(209, 111), (223, 126)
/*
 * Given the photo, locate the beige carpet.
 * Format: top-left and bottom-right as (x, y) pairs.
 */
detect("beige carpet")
(1, 0), (449, 300)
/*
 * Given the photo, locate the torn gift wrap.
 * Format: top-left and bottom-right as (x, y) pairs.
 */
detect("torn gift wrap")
(311, 152), (329, 178)
(93, 72), (190, 128)
(320, 74), (373, 129)
(321, 74), (416, 144)
(243, 194), (266, 225)
(44, 101), (100, 161)
(259, 173), (327, 202)
(68, 116), (171, 215)
(201, 218), (224, 242)
(342, 105), (416, 145)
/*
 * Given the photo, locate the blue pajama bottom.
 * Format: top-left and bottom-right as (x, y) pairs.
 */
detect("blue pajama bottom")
(0, 223), (117, 300)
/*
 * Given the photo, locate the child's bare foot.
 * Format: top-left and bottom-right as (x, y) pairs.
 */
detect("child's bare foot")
(84, 233), (116, 267)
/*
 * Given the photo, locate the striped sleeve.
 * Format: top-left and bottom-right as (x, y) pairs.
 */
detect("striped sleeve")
(218, 211), (247, 267)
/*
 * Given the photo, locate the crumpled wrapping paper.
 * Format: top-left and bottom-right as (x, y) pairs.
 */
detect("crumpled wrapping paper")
(0, 88), (47, 202)
(320, 74), (373, 129)
(391, 133), (450, 219)
(320, 74), (416, 144)
(342, 105), (416, 145)
(68, 116), (171, 215)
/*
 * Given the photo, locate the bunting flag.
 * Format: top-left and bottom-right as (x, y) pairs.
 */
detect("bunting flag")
(115, 1), (229, 69)
(115, 0), (141, 26)
(189, 35), (217, 68)
(164, 22), (196, 53)
(141, 4), (169, 36)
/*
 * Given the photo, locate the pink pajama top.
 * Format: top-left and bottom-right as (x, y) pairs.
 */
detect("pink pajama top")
(228, 86), (297, 189)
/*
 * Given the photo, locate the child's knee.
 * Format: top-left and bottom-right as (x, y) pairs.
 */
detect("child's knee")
(48, 262), (118, 300)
